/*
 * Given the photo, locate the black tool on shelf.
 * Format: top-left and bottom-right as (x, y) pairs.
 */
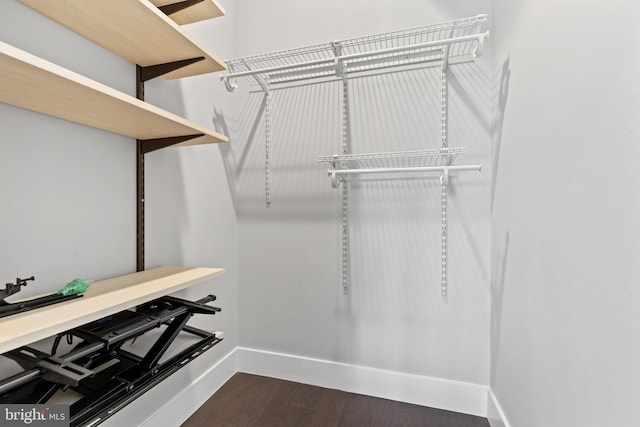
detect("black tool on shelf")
(0, 276), (82, 319)
(0, 294), (222, 427)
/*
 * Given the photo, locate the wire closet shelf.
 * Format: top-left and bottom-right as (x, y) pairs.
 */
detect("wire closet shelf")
(318, 148), (481, 188)
(221, 14), (488, 90)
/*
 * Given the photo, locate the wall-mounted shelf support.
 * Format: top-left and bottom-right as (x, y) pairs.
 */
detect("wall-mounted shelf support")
(440, 168), (449, 298)
(150, 0), (225, 26)
(140, 134), (206, 154)
(264, 77), (272, 206)
(440, 43), (450, 299)
(136, 64), (146, 272)
(158, 0), (206, 17)
(340, 65), (352, 294)
(134, 48), (212, 269)
(139, 57), (206, 82)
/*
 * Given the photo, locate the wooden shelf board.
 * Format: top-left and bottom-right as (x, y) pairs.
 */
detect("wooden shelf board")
(0, 266), (224, 355)
(0, 41), (228, 145)
(18, 0), (226, 79)
(150, 0), (225, 25)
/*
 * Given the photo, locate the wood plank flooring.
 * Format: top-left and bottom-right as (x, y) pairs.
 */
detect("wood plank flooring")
(182, 373), (490, 427)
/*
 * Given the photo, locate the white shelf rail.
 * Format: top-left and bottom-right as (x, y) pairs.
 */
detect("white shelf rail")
(221, 14), (488, 90)
(318, 148), (479, 188)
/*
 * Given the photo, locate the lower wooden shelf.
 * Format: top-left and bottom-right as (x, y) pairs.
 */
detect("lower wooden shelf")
(0, 266), (224, 355)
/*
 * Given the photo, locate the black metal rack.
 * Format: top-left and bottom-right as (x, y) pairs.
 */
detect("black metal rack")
(0, 295), (222, 427)
(0, 277), (83, 320)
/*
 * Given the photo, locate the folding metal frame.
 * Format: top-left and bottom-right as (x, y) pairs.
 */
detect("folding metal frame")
(0, 295), (222, 427)
(0, 277), (82, 319)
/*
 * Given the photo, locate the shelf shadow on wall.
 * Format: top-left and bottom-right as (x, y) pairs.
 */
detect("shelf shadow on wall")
(231, 81), (343, 222)
(221, 93), (265, 185)
(211, 105), (240, 215)
(491, 57), (511, 213)
(490, 230), (510, 385)
(488, 57), (511, 386)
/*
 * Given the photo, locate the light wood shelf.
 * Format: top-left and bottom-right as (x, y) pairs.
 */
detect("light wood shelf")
(0, 41), (228, 146)
(18, 0), (226, 79)
(0, 266), (224, 355)
(150, 0), (225, 25)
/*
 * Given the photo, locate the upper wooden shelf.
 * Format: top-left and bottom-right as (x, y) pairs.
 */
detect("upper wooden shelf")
(0, 41), (228, 147)
(0, 266), (224, 355)
(149, 0), (225, 25)
(18, 0), (226, 79)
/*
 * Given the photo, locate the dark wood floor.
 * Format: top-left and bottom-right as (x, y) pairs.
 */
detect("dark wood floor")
(182, 373), (490, 427)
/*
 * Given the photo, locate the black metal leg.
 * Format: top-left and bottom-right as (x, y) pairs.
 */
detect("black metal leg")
(139, 312), (190, 372)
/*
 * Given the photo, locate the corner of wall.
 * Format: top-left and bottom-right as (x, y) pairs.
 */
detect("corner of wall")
(487, 388), (510, 427)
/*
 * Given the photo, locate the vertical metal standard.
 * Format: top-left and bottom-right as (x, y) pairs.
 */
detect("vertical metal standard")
(264, 79), (271, 207)
(340, 63), (351, 295)
(136, 65), (145, 272)
(231, 60), (272, 206)
(440, 53), (449, 299)
(241, 62), (272, 207)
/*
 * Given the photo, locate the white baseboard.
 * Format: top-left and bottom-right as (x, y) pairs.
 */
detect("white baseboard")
(487, 389), (511, 427)
(140, 347), (238, 427)
(236, 346), (488, 417)
(142, 346), (490, 423)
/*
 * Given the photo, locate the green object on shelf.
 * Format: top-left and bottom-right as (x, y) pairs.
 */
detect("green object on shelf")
(56, 278), (91, 296)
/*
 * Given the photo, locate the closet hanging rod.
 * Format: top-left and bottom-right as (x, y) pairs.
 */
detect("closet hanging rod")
(252, 51), (443, 90)
(319, 147), (465, 162)
(221, 32), (488, 91)
(326, 164), (481, 188)
(331, 164), (481, 177)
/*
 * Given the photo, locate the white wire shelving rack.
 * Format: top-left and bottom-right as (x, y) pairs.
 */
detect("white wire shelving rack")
(318, 148), (480, 188)
(221, 15), (488, 299)
(222, 14), (488, 90)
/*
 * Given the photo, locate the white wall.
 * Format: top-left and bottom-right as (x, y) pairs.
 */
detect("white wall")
(0, 1), (237, 425)
(7, 0), (640, 424)
(490, 1), (640, 426)
(234, 0), (492, 392)
(0, 1), (136, 297)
